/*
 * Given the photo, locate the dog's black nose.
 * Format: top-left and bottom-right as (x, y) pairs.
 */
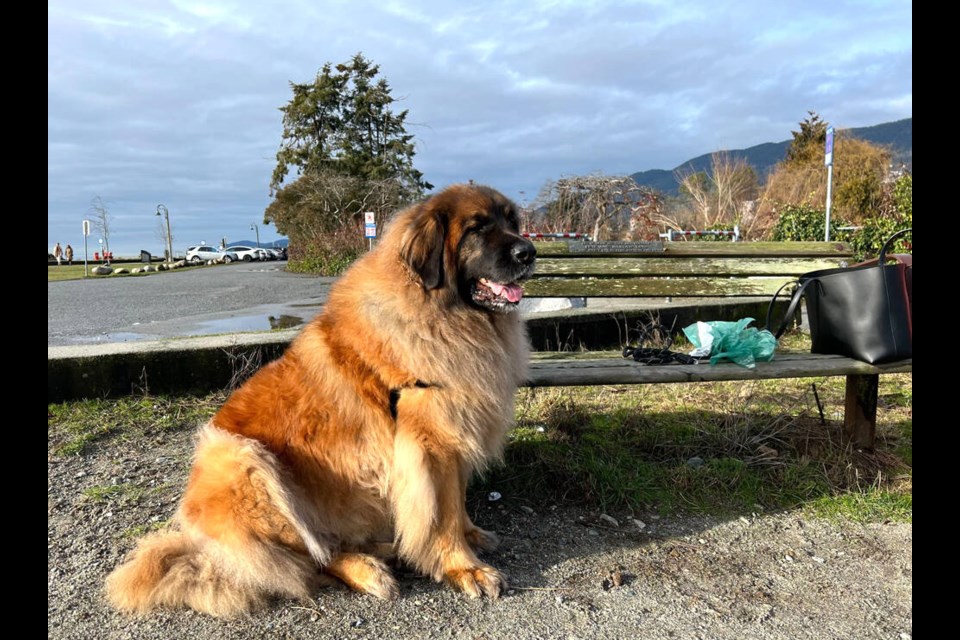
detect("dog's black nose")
(511, 240), (536, 266)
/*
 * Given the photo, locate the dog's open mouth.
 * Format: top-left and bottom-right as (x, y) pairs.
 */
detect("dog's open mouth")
(471, 277), (524, 312)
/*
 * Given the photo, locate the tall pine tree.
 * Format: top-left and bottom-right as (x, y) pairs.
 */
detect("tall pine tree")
(269, 53), (429, 199)
(265, 53), (432, 272)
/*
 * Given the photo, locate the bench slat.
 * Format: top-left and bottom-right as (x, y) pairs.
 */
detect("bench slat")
(533, 241), (854, 257)
(533, 256), (846, 277)
(525, 352), (912, 387)
(523, 276), (796, 297)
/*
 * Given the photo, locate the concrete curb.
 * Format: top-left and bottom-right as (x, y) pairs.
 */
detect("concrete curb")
(48, 331), (298, 403)
(48, 299), (790, 402)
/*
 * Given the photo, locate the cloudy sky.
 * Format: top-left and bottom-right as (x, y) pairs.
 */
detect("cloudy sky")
(48, 0), (912, 257)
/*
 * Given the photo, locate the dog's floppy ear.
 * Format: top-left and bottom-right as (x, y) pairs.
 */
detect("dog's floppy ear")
(399, 206), (446, 290)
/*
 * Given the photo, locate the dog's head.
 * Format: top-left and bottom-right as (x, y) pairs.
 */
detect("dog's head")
(399, 184), (536, 313)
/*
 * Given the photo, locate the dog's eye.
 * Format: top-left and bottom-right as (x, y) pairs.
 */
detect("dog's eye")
(470, 217), (495, 233)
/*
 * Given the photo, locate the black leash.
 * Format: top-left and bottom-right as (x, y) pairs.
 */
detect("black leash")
(622, 323), (700, 365)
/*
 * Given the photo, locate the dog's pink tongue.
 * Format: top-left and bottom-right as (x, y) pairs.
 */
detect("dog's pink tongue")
(488, 281), (523, 303)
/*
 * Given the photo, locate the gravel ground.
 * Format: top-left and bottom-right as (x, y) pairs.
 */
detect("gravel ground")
(48, 426), (911, 640)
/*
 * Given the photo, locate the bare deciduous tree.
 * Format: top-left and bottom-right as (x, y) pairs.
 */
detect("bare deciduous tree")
(90, 196), (112, 256)
(154, 218), (175, 252)
(265, 169), (408, 257)
(531, 174), (655, 240)
(675, 152), (758, 232)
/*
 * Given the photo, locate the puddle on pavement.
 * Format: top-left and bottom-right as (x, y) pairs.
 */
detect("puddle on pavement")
(270, 314), (305, 330)
(184, 313), (309, 336)
(65, 303), (324, 345)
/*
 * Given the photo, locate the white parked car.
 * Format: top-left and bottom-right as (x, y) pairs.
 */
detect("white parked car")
(185, 245), (238, 263)
(260, 248), (282, 260)
(226, 245), (267, 262)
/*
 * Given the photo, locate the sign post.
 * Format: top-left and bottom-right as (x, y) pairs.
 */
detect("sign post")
(824, 126), (835, 241)
(364, 211), (376, 251)
(82, 219), (91, 277)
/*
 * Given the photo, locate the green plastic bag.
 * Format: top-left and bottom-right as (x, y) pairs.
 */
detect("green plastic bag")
(682, 318), (776, 369)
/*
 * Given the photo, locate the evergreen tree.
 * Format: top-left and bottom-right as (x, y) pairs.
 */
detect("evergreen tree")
(270, 62), (345, 193)
(785, 111), (828, 165)
(269, 53), (429, 198)
(265, 53), (431, 273)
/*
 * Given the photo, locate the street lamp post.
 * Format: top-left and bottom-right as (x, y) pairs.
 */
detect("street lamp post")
(250, 223), (260, 248)
(157, 204), (173, 262)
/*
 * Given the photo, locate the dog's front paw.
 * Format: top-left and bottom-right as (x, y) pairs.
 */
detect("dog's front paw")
(465, 526), (500, 553)
(444, 564), (507, 599)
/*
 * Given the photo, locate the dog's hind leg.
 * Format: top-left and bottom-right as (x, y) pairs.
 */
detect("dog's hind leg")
(464, 518), (501, 554)
(460, 481), (500, 553)
(322, 552), (399, 600)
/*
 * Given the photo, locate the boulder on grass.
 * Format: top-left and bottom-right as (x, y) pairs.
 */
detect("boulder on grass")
(92, 265), (113, 275)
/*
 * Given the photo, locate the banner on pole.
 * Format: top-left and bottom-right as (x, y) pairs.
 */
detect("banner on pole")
(824, 126), (834, 167)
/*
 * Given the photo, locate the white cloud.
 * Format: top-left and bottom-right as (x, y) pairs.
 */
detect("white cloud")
(48, 0), (911, 255)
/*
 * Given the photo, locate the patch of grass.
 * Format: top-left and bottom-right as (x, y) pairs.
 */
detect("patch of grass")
(47, 262), (230, 282)
(83, 483), (145, 503)
(122, 520), (171, 539)
(48, 394), (225, 457)
(806, 489), (912, 524)
(47, 264), (163, 282)
(49, 336), (912, 525)
(48, 264), (93, 281)
(891, 420), (912, 466)
(475, 363), (912, 523)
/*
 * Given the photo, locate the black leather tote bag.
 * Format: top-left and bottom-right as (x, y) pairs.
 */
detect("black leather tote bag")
(766, 228), (912, 364)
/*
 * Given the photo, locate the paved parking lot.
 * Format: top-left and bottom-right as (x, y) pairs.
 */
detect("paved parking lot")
(47, 262), (334, 346)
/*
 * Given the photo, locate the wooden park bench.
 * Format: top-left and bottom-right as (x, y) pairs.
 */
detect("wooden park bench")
(47, 239), (911, 449)
(519, 239), (913, 449)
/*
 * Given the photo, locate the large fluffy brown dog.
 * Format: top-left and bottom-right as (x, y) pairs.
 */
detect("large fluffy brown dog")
(105, 184), (537, 617)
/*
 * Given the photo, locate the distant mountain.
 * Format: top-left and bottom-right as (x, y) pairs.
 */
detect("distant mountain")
(630, 117), (912, 195)
(229, 238), (289, 249)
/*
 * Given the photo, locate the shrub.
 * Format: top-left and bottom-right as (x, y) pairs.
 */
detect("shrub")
(770, 203), (851, 242)
(286, 225), (367, 276)
(850, 174), (912, 260)
(753, 120), (892, 238)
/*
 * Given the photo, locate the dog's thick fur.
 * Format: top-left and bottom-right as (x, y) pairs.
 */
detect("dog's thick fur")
(105, 184), (537, 617)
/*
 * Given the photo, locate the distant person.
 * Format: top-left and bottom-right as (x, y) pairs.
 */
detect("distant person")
(65, 244), (74, 265)
(54, 242), (63, 266)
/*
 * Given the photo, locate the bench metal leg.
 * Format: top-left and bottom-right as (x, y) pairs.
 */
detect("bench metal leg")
(844, 374), (879, 450)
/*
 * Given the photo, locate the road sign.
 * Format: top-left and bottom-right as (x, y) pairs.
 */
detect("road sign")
(82, 219), (90, 236)
(364, 223), (377, 238)
(364, 211), (375, 224)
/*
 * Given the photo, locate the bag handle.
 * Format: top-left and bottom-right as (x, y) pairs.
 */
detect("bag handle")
(852, 253), (912, 269)
(766, 278), (818, 339)
(879, 228), (912, 264)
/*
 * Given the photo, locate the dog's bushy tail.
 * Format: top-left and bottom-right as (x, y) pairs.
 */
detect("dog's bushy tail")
(105, 423), (333, 617)
(105, 526), (318, 618)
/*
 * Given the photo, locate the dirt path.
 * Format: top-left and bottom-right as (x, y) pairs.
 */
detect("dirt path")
(48, 426), (911, 640)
